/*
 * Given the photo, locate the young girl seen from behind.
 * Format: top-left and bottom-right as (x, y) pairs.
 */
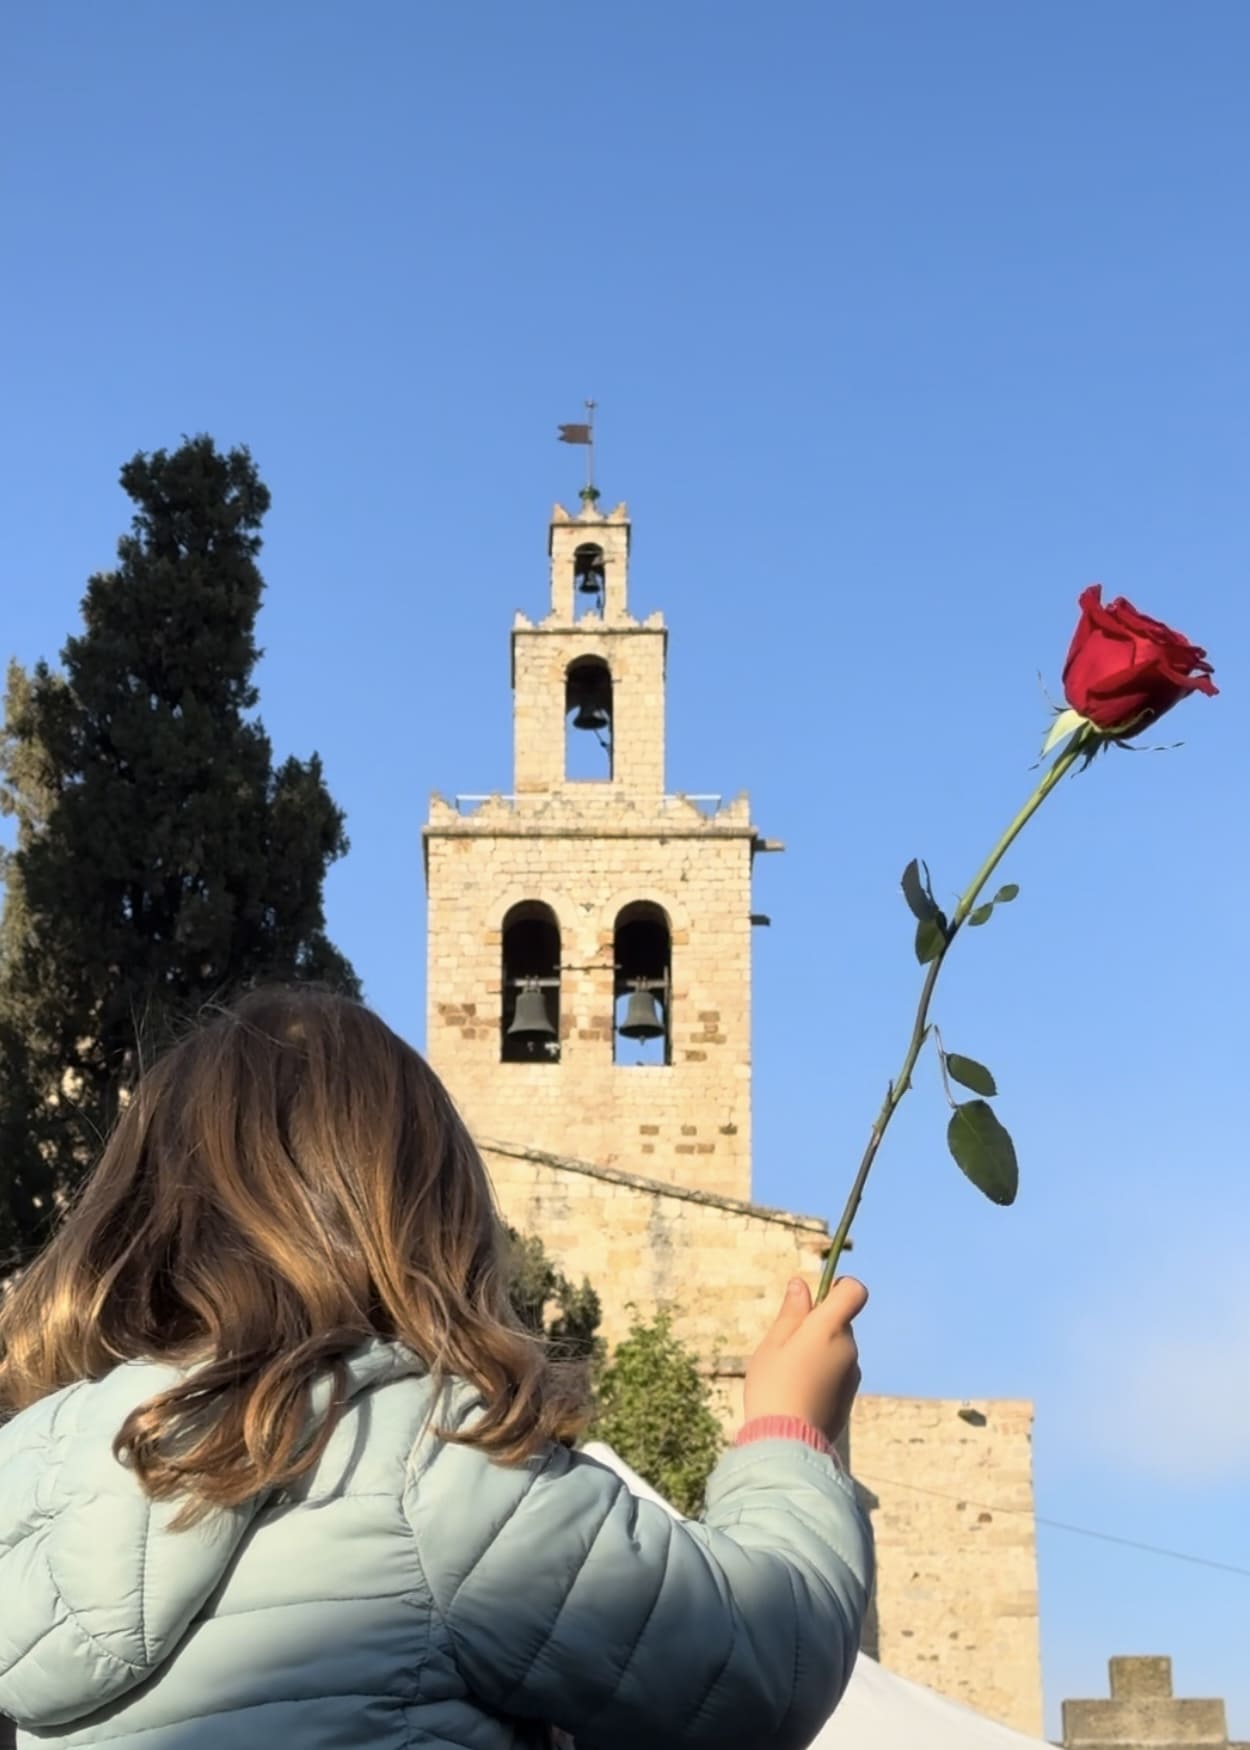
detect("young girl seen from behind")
(0, 988), (872, 1749)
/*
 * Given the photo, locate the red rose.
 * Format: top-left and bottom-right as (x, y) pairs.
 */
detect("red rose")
(1062, 586), (1217, 735)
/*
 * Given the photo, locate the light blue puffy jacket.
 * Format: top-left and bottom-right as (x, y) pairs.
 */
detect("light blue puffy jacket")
(0, 1339), (872, 1749)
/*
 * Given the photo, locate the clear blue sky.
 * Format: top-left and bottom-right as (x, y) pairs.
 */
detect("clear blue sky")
(4, 2), (1248, 1735)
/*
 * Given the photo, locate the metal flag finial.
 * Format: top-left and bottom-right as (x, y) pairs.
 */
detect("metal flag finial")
(557, 400), (599, 503)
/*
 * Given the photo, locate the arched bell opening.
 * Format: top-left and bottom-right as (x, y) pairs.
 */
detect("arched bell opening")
(572, 543), (606, 621)
(564, 656), (613, 783)
(501, 902), (561, 1064)
(613, 901), (671, 1067)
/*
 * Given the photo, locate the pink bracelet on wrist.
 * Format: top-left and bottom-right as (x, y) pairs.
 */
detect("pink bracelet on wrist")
(734, 1416), (840, 1463)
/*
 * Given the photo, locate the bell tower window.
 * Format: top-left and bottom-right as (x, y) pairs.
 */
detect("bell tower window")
(565, 657), (613, 782)
(572, 543), (606, 620)
(613, 901), (671, 1066)
(501, 902), (561, 1064)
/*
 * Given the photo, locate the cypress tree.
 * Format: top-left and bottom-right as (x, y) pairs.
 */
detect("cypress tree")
(0, 437), (356, 1262)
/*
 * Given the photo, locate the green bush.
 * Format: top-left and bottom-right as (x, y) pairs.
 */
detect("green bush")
(591, 1311), (723, 1516)
(505, 1228), (602, 1365)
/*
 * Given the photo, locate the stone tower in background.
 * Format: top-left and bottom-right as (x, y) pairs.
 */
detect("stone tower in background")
(425, 497), (770, 1201)
(422, 493), (1044, 1738)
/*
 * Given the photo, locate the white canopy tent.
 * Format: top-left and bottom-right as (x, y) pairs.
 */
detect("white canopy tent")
(582, 1443), (1053, 1750)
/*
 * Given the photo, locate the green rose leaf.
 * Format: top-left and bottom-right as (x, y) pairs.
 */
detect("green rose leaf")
(993, 883), (1020, 903)
(902, 858), (941, 923)
(967, 903), (994, 926)
(947, 1100), (1018, 1206)
(914, 917), (947, 965)
(945, 1053), (998, 1097)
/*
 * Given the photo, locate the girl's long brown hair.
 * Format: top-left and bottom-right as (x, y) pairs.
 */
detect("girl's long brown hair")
(0, 987), (588, 1520)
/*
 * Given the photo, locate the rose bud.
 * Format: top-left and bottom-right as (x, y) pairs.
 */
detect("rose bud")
(1062, 586), (1217, 737)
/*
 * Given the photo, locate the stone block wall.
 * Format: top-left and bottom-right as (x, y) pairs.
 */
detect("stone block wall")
(482, 1139), (827, 1358)
(848, 1395), (1043, 1737)
(512, 617), (667, 797)
(427, 796), (758, 1201)
(482, 1139), (1044, 1738)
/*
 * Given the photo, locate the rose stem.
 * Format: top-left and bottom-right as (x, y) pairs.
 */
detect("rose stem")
(813, 726), (1094, 1305)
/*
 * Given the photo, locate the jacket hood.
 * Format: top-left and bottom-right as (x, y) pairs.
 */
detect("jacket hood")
(0, 1339), (420, 1730)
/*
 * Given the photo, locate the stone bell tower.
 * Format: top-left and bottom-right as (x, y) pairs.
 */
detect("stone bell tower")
(422, 494), (777, 1201)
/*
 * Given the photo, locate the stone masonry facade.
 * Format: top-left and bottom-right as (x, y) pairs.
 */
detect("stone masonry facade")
(481, 1136), (1044, 1736)
(422, 496), (1045, 1736)
(427, 806), (756, 1202)
(849, 1394), (1041, 1731)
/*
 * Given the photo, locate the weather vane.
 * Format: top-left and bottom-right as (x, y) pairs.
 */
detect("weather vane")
(557, 400), (599, 504)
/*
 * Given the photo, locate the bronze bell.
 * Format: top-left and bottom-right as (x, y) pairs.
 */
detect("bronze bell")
(574, 550), (605, 594)
(507, 984), (555, 1039)
(571, 703), (610, 733)
(618, 986), (665, 1040)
